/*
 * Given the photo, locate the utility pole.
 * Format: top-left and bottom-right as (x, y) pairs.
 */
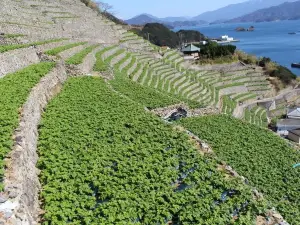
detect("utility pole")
(147, 32), (150, 42)
(179, 32), (183, 49)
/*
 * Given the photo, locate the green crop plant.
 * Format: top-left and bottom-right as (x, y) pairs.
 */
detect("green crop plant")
(45, 42), (86, 55)
(0, 38), (67, 53)
(0, 62), (55, 190)
(38, 77), (264, 224)
(179, 115), (300, 224)
(66, 44), (99, 65)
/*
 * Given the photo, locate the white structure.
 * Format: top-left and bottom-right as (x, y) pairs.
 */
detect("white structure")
(287, 108), (300, 119)
(199, 41), (207, 45)
(221, 35), (234, 41)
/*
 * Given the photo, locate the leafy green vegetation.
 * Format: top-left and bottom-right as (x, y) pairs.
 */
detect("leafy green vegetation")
(200, 42), (236, 59)
(179, 115), (300, 224)
(65, 44), (99, 65)
(110, 72), (180, 109)
(45, 42), (86, 55)
(0, 62), (55, 190)
(38, 77), (264, 224)
(222, 96), (237, 114)
(0, 38), (66, 53)
(93, 46), (116, 72)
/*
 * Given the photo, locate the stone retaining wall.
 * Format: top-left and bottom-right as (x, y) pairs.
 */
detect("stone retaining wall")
(0, 62), (67, 225)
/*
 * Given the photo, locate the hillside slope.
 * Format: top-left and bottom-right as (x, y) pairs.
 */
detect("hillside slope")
(126, 14), (207, 27)
(227, 0), (300, 23)
(192, 0), (297, 22)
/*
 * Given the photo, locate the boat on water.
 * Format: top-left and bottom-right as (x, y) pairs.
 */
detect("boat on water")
(291, 63), (300, 68)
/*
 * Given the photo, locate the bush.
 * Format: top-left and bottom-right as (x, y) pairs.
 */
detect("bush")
(80, 0), (100, 13)
(200, 43), (236, 59)
(270, 65), (296, 85)
(236, 50), (257, 64)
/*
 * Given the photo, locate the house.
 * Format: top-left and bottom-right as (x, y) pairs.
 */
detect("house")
(221, 35), (234, 41)
(276, 119), (300, 136)
(199, 41), (207, 45)
(287, 108), (300, 119)
(288, 129), (300, 144)
(181, 44), (200, 59)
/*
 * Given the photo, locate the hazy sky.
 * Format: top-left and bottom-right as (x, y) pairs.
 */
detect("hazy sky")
(103, 0), (247, 19)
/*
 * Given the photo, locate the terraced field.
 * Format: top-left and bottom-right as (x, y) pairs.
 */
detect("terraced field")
(0, 0), (298, 224)
(179, 115), (300, 224)
(38, 77), (263, 224)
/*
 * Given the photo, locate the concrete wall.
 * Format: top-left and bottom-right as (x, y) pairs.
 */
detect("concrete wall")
(288, 132), (300, 144)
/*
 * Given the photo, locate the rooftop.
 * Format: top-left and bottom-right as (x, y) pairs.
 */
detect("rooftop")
(181, 44), (200, 53)
(289, 129), (300, 136)
(287, 107), (300, 117)
(277, 119), (300, 127)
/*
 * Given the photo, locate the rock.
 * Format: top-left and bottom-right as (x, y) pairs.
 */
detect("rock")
(273, 213), (283, 222)
(8, 191), (18, 199)
(4, 210), (13, 219)
(0, 194), (8, 203)
(236, 27), (246, 32)
(247, 26), (255, 31)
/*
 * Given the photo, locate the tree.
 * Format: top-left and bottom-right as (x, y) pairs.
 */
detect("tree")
(96, 1), (113, 13)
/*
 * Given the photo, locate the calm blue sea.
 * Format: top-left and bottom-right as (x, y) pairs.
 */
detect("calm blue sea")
(175, 20), (300, 76)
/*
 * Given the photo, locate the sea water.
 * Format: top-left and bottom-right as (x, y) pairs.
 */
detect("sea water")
(175, 20), (300, 76)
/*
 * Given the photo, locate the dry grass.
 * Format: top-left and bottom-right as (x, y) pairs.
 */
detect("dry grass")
(264, 61), (277, 74)
(236, 50), (257, 64)
(80, 0), (100, 13)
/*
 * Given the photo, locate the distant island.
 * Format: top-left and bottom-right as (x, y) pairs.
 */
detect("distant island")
(227, 0), (300, 23)
(235, 26), (255, 32)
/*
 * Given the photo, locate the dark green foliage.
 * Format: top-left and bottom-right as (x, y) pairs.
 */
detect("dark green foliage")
(133, 23), (179, 48)
(270, 65), (297, 85)
(200, 43), (236, 59)
(177, 29), (206, 42)
(131, 23), (205, 48)
(258, 57), (271, 67)
(0, 39), (66, 53)
(38, 77), (262, 224)
(179, 115), (300, 224)
(258, 57), (296, 85)
(0, 62), (55, 190)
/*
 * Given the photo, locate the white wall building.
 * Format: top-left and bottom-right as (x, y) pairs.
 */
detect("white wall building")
(221, 35), (234, 41)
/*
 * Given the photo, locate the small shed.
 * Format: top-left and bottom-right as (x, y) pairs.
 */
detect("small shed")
(288, 129), (300, 144)
(181, 44), (200, 59)
(287, 108), (300, 119)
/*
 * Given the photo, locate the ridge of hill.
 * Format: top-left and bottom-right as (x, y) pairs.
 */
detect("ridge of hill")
(126, 0), (297, 24)
(227, 0), (300, 23)
(125, 13), (207, 27)
(0, 0), (299, 224)
(192, 0), (297, 22)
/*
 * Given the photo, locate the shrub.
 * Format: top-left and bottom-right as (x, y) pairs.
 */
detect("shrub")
(200, 43), (236, 59)
(236, 50), (257, 64)
(80, 0), (100, 13)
